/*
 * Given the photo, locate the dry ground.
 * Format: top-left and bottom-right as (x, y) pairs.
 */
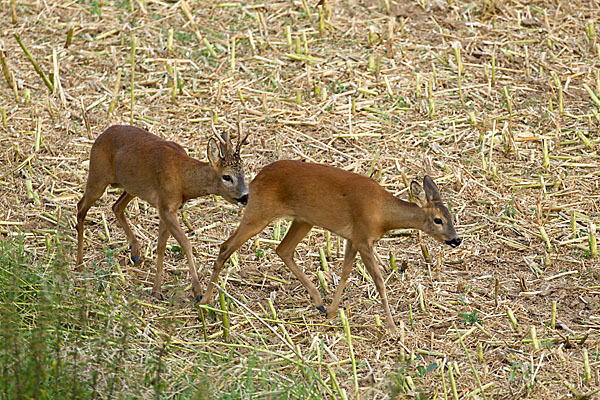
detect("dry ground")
(1, 0), (600, 398)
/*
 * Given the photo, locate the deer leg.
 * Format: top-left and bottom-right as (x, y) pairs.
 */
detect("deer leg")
(275, 220), (324, 312)
(112, 192), (141, 264)
(158, 207), (202, 300)
(201, 215), (271, 305)
(152, 218), (169, 298)
(358, 245), (397, 333)
(327, 239), (358, 319)
(76, 182), (109, 268)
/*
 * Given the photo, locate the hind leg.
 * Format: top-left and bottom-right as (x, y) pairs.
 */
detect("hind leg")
(112, 192), (141, 264)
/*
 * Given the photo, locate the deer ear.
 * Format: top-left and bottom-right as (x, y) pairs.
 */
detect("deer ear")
(207, 138), (222, 166)
(410, 181), (427, 207)
(423, 176), (442, 202)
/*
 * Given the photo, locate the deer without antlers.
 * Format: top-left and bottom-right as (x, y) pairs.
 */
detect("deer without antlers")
(201, 160), (461, 333)
(76, 124), (249, 299)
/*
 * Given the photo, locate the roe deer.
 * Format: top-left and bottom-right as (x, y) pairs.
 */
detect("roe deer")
(200, 160), (461, 333)
(76, 124), (249, 299)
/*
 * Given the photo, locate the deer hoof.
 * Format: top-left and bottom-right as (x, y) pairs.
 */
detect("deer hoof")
(151, 291), (164, 301)
(195, 295), (203, 303)
(131, 255), (140, 265)
(316, 305), (327, 314)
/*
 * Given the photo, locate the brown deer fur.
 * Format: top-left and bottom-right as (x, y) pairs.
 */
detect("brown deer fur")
(201, 160), (461, 333)
(76, 125), (248, 299)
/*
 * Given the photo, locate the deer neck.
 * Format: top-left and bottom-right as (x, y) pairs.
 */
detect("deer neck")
(384, 197), (426, 232)
(181, 159), (218, 200)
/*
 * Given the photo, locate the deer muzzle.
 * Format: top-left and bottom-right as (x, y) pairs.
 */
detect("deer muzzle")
(235, 193), (248, 206)
(445, 237), (462, 248)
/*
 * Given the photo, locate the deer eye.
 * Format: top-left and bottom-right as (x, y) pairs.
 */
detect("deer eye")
(222, 175), (232, 182)
(434, 218), (443, 225)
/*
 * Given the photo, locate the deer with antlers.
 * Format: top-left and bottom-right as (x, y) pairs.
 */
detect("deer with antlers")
(200, 160), (461, 333)
(76, 123), (249, 299)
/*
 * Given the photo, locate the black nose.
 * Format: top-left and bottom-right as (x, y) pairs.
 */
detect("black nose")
(445, 238), (462, 248)
(236, 194), (248, 205)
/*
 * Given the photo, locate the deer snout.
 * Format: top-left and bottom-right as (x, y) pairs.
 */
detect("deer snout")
(445, 237), (462, 248)
(235, 193), (248, 206)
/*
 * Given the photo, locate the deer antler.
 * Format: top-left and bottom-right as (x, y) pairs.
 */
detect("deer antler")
(235, 113), (250, 155)
(210, 119), (231, 155)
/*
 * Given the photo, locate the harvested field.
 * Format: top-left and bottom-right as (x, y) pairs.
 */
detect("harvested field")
(1, 0), (600, 398)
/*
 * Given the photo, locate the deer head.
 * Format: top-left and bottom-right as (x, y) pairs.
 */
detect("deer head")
(207, 120), (250, 206)
(411, 176), (461, 248)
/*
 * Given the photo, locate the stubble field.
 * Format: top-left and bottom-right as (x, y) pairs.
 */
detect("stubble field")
(1, 0), (600, 398)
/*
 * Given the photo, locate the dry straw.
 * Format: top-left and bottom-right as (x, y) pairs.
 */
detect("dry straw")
(1, 0), (599, 398)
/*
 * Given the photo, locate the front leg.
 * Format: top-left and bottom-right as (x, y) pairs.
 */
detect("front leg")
(202, 213), (271, 305)
(152, 219), (170, 298)
(112, 192), (141, 264)
(358, 244), (397, 334)
(327, 239), (357, 320)
(275, 220), (324, 312)
(159, 207), (202, 300)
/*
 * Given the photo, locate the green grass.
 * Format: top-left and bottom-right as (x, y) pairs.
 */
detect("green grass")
(0, 236), (328, 399)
